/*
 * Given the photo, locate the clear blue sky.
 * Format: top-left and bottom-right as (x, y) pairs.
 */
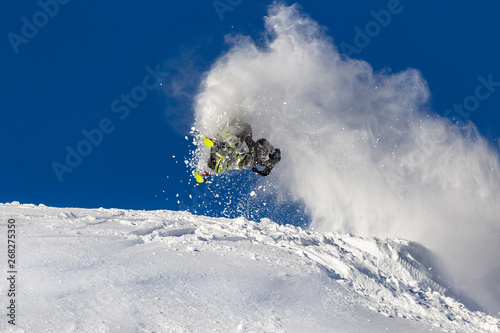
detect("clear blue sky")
(2, 1), (499, 223)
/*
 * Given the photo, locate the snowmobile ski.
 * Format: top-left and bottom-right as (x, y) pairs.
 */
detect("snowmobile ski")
(203, 136), (215, 147)
(195, 171), (208, 183)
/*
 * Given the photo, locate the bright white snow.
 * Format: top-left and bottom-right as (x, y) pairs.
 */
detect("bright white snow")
(191, 4), (500, 311)
(0, 202), (498, 332)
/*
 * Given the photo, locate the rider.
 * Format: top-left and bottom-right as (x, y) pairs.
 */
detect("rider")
(207, 121), (281, 177)
(250, 138), (281, 177)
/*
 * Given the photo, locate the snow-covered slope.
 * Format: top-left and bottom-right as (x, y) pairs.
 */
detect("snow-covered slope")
(1, 202), (498, 332)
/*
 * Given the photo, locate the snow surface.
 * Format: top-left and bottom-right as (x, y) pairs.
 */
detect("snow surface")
(0, 202), (498, 332)
(190, 4), (500, 311)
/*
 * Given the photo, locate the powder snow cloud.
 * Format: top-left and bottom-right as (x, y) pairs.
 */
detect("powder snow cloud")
(193, 3), (500, 310)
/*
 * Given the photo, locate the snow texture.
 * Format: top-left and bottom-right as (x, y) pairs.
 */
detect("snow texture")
(191, 3), (500, 312)
(1, 202), (498, 332)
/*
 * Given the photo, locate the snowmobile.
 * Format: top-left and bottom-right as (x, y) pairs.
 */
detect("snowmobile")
(195, 135), (252, 183)
(194, 120), (281, 183)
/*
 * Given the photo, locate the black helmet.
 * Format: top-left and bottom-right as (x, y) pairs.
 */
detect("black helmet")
(269, 148), (281, 160)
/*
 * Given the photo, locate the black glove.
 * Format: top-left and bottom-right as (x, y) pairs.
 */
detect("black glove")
(252, 166), (271, 177)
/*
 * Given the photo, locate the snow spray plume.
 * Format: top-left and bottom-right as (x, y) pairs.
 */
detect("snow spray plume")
(193, 3), (500, 311)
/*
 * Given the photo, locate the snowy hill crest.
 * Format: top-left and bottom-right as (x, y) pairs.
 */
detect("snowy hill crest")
(0, 202), (498, 332)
